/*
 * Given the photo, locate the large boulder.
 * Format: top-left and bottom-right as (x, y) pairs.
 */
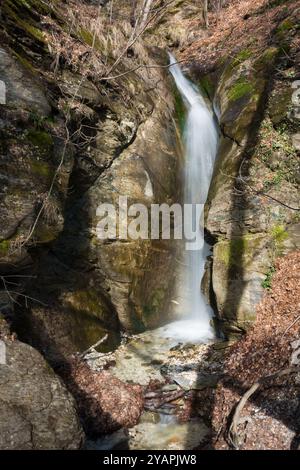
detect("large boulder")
(0, 337), (84, 449)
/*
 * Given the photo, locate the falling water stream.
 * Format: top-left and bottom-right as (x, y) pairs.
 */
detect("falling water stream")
(90, 55), (220, 450)
(161, 54), (219, 343)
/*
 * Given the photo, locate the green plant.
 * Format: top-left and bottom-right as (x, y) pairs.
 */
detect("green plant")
(271, 224), (288, 244)
(262, 266), (276, 289)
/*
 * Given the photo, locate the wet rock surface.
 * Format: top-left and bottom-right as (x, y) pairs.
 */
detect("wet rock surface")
(0, 0), (182, 362)
(84, 328), (223, 450)
(127, 419), (210, 451)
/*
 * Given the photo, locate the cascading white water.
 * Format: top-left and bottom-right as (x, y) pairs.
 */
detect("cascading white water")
(161, 54), (219, 343)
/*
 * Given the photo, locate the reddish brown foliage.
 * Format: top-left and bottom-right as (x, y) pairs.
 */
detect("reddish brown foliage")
(212, 251), (300, 449)
(61, 359), (144, 435)
(181, 0), (299, 74)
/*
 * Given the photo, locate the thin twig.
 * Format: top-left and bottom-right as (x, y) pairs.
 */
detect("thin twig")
(282, 315), (300, 339)
(79, 334), (109, 358)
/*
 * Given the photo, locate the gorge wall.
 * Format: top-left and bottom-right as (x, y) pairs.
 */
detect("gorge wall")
(0, 0), (182, 362)
(0, 0), (299, 450)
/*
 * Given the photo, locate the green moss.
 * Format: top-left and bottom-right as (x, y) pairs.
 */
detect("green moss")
(275, 18), (296, 54)
(0, 240), (10, 255)
(198, 75), (215, 99)
(276, 19), (295, 35)
(2, 0), (51, 44)
(35, 224), (58, 243)
(13, 51), (36, 74)
(3, 2), (46, 42)
(69, 309), (120, 354)
(269, 224), (289, 257)
(143, 288), (165, 318)
(255, 47), (279, 69)
(174, 87), (185, 131)
(227, 78), (254, 102)
(64, 289), (111, 323)
(261, 266), (276, 289)
(27, 130), (53, 150)
(77, 28), (102, 50)
(216, 234), (264, 267)
(270, 224), (288, 244)
(217, 237), (246, 266)
(30, 160), (53, 178)
(232, 49), (252, 67)
(7, 0), (54, 15)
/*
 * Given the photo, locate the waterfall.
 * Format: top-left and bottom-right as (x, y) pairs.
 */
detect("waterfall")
(162, 54), (219, 343)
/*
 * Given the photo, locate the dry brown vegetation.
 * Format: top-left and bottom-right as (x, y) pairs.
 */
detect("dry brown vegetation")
(181, 0), (300, 74)
(212, 251), (300, 449)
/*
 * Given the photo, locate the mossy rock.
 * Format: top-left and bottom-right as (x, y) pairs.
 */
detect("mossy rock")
(142, 288), (165, 319)
(68, 309), (120, 354)
(30, 160), (53, 179)
(76, 28), (102, 50)
(227, 78), (254, 102)
(231, 49), (253, 68)
(63, 288), (115, 327)
(276, 18), (296, 37)
(34, 223), (60, 244)
(268, 87), (293, 125)
(212, 233), (272, 336)
(27, 130), (54, 151)
(255, 47), (279, 70)
(2, 0), (48, 44)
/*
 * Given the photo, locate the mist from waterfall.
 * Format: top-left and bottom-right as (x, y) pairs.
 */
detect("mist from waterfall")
(162, 54), (219, 343)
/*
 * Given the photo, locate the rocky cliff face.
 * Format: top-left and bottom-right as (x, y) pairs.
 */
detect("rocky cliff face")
(0, 0), (299, 451)
(1, 0), (299, 351)
(0, 0), (181, 361)
(201, 5), (300, 338)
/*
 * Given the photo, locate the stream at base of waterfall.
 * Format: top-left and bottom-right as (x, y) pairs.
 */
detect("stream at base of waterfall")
(87, 56), (220, 450)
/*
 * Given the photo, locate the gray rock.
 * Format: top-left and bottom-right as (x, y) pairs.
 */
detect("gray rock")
(292, 133), (300, 151)
(172, 371), (220, 390)
(0, 47), (50, 114)
(0, 339), (84, 449)
(161, 383), (180, 392)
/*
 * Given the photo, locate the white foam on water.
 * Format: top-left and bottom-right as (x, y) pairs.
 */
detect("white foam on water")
(161, 54), (219, 344)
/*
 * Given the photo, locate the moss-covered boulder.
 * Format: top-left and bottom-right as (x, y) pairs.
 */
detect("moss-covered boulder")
(212, 234), (272, 337)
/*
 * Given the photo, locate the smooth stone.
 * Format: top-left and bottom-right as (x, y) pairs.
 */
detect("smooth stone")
(172, 371), (220, 390)
(161, 383), (180, 392)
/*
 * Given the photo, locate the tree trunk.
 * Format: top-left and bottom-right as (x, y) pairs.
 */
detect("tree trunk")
(203, 0), (209, 28)
(130, 0), (138, 27)
(140, 0), (153, 30)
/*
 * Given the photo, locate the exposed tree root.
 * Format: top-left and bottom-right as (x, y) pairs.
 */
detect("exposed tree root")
(228, 367), (299, 449)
